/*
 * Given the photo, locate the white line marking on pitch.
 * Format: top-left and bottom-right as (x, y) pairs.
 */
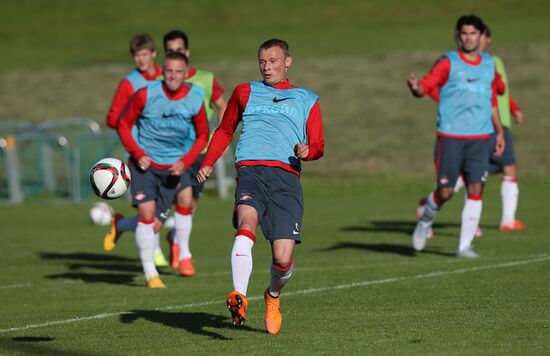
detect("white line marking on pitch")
(1, 255), (548, 335)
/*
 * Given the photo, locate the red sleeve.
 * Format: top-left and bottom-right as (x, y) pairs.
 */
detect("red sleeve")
(303, 101), (324, 161)
(419, 57), (450, 96)
(490, 68), (506, 107)
(494, 70), (506, 95)
(202, 83), (250, 167)
(509, 95), (521, 113)
(426, 87), (440, 102)
(116, 88), (147, 160)
(211, 78), (225, 102)
(106, 79), (135, 129)
(180, 104), (209, 168)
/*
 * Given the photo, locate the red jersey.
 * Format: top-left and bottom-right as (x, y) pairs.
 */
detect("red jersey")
(106, 65), (163, 128)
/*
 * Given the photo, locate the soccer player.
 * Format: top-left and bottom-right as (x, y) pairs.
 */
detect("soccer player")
(478, 27), (526, 231)
(407, 15), (505, 258)
(117, 51), (209, 287)
(197, 39), (324, 334)
(417, 26), (525, 236)
(103, 33), (170, 267)
(106, 33), (163, 129)
(162, 30), (228, 275)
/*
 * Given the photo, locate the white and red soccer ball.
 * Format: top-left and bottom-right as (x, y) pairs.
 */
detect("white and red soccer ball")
(89, 201), (113, 226)
(89, 158), (131, 200)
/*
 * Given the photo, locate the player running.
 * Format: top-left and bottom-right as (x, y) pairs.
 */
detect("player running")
(477, 26), (526, 231)
(407, 15), (505, 258)
(161, 30), (228, 276)
(197, 39), (324, 334)
(117, 51), (209, 287)
(102, 33), (170, 267)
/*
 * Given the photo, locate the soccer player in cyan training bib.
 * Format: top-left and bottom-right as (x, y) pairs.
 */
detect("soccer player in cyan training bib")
(197, 39), (325, 334)
(407, 15), (505, 258)
(117, 51), (209, 288)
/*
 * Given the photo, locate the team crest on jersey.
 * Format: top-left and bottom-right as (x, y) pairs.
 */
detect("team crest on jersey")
(239, 193), (253, 201)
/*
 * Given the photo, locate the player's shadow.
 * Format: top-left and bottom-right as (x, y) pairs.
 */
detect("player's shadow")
(120, 310), (264, 340)
(45, 272), (137, 286)
(39, 252), (143, 286)
(341, 221), (455, 237)
(319, 242), (455, 257)
(341, 220), (496, 237)
(39, 252), (139, 263)
(0, 337), (81, 356)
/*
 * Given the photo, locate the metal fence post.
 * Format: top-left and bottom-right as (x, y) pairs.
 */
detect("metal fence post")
(1, 135), (24, 203)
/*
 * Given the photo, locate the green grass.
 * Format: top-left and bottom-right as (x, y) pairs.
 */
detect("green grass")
(0, 177), (549, 354)
(1, 0), (550, 71)
(2, 44), (549, 176)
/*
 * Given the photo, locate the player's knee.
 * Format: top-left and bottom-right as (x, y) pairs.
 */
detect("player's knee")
(466, 183), (483, 196)
(238, 221), (257, 232)
(272, 255), (293, 270)
(153, 219), (163, 233)
(438, 188), (454, 201)
(176, 188), (194, 207)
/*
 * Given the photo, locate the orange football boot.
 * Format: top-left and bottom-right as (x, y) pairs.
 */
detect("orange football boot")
(264, 288), (283, 335)
(103, 213), (124, 252)
(500, 220), (526, 231)
(179, 258), (195, 277)
(166, 230), (180, 269)
(226, 291), (248, 325)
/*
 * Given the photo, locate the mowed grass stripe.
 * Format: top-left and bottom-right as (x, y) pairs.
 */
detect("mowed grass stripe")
(2, 254), (548, 335)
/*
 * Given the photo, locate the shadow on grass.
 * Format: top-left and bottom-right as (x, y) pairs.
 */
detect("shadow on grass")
(39, 252), (143, 286)
(45, 272), (137, 286)
(39, 252), (138, 263)
(0, 337), (84, 356)
(120, 310), (265, 340)
(319, 242), (455, 257)
(341, 220), (496, 237)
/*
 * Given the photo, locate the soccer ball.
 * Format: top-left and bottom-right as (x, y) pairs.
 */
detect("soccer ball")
(89, 158), (131, 199)
(89, 202), (113, 226)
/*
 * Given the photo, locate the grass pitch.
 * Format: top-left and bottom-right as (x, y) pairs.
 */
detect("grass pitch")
(0, 177), (548, 354)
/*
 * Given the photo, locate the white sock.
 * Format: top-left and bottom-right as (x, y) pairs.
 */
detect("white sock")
(458, 197), (482, 252)
(454, 175), (465, 193)
(269, 261), (294, 297)
(136, 220), (158, 280)
(175, 208), (193, 260)
(154, 233), (162, 255)
(420, 192), (439, 224)
(231, 232), (255, 296)
(116, 215), (138, 232)
(501, 177), (519, 226)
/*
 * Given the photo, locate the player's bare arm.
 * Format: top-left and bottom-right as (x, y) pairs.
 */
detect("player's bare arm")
(491, 107), (505, 156)
(407, 73), (423, 97)
(197, 166), (213, 183)
(512, 111), (524, 124)
(214, 96), (228, 124)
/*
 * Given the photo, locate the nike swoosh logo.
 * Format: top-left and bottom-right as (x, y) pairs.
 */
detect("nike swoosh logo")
(466, 78), (480, 83)
(273, 97), (290, 103)
(235, 253), (249, 257)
